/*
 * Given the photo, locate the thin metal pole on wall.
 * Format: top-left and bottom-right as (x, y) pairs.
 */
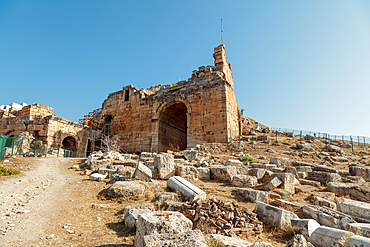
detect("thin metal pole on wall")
(11, 136), (15, 156)
(45, 143), (48, 157)
(34, 140), (37, 157)
(364, 136), (366, 148)
(19, 137), (23, 155)
(275, 130), (277, 143)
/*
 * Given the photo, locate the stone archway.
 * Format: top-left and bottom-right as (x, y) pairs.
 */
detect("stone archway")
(62, 136), (77, 157)
(158, 101), (188, 152)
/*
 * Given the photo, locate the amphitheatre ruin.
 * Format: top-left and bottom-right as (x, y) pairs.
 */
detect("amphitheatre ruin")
(1, 45), (370, 247)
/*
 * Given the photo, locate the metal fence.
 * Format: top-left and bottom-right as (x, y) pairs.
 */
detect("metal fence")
(0, 133), (7, 160)
(0, 134), (73, 160)
(272, 127), (370, 151)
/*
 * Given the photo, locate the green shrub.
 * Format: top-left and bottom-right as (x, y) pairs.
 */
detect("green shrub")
(239, 156), (256, 164)
(0, 166), (21, 176)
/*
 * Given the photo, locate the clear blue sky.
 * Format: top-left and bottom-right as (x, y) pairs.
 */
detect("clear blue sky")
(1, 0), (370, 137)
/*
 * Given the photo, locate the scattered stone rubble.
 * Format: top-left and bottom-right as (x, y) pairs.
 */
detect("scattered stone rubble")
(79, 132), (370, 246)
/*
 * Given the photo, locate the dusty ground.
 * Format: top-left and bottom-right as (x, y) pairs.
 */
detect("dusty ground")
(0, 158), (137, 247)
(0, 134), (369, 247)
(0, 157), (291, 247)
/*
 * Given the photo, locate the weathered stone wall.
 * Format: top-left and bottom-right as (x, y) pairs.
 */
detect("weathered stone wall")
(0, 103), (95, 157)
(96, 44), (241, 153)
(1, 45), (242, 156)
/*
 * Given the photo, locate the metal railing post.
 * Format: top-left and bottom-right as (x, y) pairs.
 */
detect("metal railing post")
(34, 140), (37, 157)
(275, 130), (277, 143)
(45, 143), (48, 157)
(11, 136), (15, 156)
(19, 137), (23, 155)
(57, 147), (60, 157)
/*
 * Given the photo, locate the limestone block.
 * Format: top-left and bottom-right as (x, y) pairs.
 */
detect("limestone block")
(264, 164), (277, 170)
(271, 173), (295, 194)
(309, 226), (354, 247)
(90, 159), (111, 171)
(236, 188), (268, 202)
(135, 211), (193, 247)
(250, 163), (265, 169)
(236, 167), (249, 175)
(106, 181), (145, 198)
(346, 223), (370, 238)
(175, 164), (199, 181)
(89, 173), (107, 181)
(103, 151), (121, 160)
(27, 124), (44, 131)
(284, 167), (299, 179)
(314, 197), (337, 210)
(312, 192), (335, 202)
(197, 167), (210, 180)
(113, 160), (137, 168)
(291, 219), (321, 240)
(124, 208), (152, 229)
(286, 234), (314, 247)
(271, 168), (285, 173)
(349, 166), (370, 182)
(302, 205), (355, 230)
(307, 171), (341, 185)
(344, 235), (370, 247)
(210, 166), (237, 182)
(155, 154), (175, 180)
(167, 176), (206, 201)
(155, 192), (179, 202)
(133, 162), (152, 182)
(327, 182), (370, 202)
(118, 153), (132, 161)
(248, 168), (266, 179)
(117, 166), (136, 177)
(140, 152), (153, 159)
(337, 199), (370, 221)
(300, 179), (321, 188)
(325, 145), (343, 153)
(206, 234), (266, 247)
(124, 204), (155, 215)
(296, 166), (313, 173)
(183, 150), (198, 160)
(232, 175), (257, 187)
(298, 172), (307, 179)
(332, 156), (349, 163)
(347, 176), (366, 183)
(98, 168), (117, 177)
(260, 170), (273, 183)
(261, 177), (282, 191)
(270, 157), (290, 166)
(295, 185), (317, 193)
(143, 230), (208, 247)
(225, 159), (243, 167)
(254, 201), (299, 230)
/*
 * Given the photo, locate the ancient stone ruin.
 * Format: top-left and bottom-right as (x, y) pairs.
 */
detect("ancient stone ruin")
(0, 45), (241, 157)
(81, 44), (242, 154)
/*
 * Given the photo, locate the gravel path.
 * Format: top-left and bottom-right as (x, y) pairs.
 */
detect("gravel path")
(0, 158), (78, 247)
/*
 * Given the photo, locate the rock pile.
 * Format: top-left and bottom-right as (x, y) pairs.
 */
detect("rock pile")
(173, 198), (263, 238)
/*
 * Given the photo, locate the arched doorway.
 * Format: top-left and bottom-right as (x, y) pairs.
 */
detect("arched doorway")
(158, 101), (187, 152)
(62, 136), (77, 157)
(86, 139), (92, 157)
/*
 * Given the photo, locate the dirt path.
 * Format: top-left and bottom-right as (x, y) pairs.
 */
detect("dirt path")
(0, 158), (81, 247)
